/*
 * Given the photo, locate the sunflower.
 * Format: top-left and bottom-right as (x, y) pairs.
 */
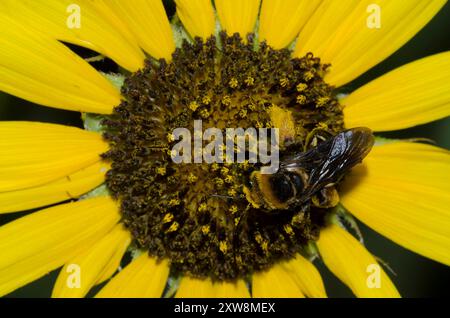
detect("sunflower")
(0, 0), (449, 298)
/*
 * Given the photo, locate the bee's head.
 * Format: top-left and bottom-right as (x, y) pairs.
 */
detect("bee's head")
(244, 169), (307, 211)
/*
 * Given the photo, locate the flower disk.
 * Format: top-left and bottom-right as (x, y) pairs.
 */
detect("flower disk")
(103, 32), (344, 281)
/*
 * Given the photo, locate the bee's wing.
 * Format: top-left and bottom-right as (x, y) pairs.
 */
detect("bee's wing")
(281, 127), (374, 200)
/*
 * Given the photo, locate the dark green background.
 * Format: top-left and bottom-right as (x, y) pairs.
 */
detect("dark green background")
(0, 2), (449, 298)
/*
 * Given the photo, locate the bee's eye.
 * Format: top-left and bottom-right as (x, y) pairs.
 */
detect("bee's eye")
(289, 173), (305, 193)
(270, 174), (294, 204)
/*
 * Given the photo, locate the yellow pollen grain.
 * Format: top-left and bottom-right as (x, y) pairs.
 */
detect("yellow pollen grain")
(297, 95), (307, 105)
(316, 97), (330, 108)
(169, 198), (180, 206)
(304, 71), (314, 81)
(229, 78), (239, 88)
(220, 167), (229, 175)
(189, 101), (199, 111)
(201, 225), (210, 235)
(166, 222), (179, 233)
(198, 202), (208, 212)
(156, 167), (166, 175)
(284, 224), (294, 235)
(168, 148), (177, 157)
(219, 241), (228, 254)
(296, 83), (308, 92)
(200, 109), (210, 118)
(222, 95), (232, 106)
(187, 173), (198, 183)
(202, 95), (211, 105)
(280, 78), (289, 87)
(240, 160), (249, 169)
(255, 233), (263, 243)
(317, 122), (328, 129)
(228, 189), (237, 197)
(167, 133), (175, 142)
(245, 76), (254, 86)
(224, 175), (234, 184)
(261, 241), (269, 253)
(229, 205), (238, 214)
(163, 213), (174, 223)
(211, 163), (219, 171)
(214, 178), (224, 187)
(234, 217), (241, 226)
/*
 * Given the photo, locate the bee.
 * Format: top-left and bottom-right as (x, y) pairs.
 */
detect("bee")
(244, 127), (375, 211)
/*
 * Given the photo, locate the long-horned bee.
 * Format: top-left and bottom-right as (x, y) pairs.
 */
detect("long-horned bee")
(244, 127), (375, 211)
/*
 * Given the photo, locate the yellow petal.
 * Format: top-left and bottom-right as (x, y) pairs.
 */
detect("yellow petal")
(293, 0), (360, 59)
(0, 196), (120, 296)
(0, 122), (108, 192)
(175, 0), (215, 40)
(343, 52), (450, 131)
(215, 0), (260, 37)
(96, 254), (169, 298)
(259, 0), (322, 49)
(252, 265), (305, 298)
(0, 161), (109, 214)
(176, 277), (250, 298)
(0, 0), (145, 72)
(52, 224), (131, 298)
(0, 13), (120, 113)
(317, 224), (400, 298)
(95, 233), (131, 285)
(340, 142), (450, 266)
(281, 255), (327, 298)
(294, 0), (447, 87)
(110, 0), (175, 61)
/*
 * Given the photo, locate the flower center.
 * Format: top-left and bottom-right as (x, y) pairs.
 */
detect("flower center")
(103, 32), (344, 281)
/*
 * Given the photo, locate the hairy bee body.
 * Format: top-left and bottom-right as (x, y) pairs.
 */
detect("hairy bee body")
(245, 127), (375, 211)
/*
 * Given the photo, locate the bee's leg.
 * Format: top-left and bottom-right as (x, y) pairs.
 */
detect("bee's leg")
(290, 203), (309, 229)
(334, 205), (364, 244)
(311, 186), (340, 208)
